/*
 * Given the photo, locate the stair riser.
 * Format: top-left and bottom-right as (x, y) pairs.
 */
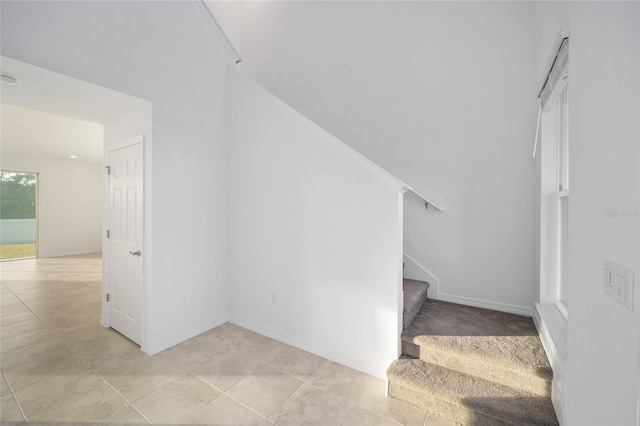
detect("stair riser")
(388, 382), (509, 426)
(404, 292), (428, 328)
(403, 280), (430, 329)
(402, 341), (551, 398)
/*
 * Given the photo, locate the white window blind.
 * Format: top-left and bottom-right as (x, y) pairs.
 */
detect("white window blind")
(540, 38), (569, 109)
(533, 29), (569, 158)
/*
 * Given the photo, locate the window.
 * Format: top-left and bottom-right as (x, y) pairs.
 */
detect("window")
(536, 31), (569, 319)
(534, 25), (570, 375)
(0, 171), (38, 260)
(557, 87), (569, 315)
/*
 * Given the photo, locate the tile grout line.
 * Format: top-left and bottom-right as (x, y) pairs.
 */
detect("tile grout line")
(3, 274), (136, 423)
(205, 330), (416, 425)
(117, 324), (419, 426)
(96, 373), (152, 424)
(2, 288), (97, 421)
(423, 413), (431, 426)
(4, 257), (148, 424)
(260, 378), (406, 426)
(59, 325), (151, 423)
(339, 403), (360, 426)
(238, 351), (362, 410)
(244, 359), (403, 425)
(1, 284), (64, 364)
(190, 372), (271, 423)
(2, 282), (76, 353)
(219, 350), (331, 422)
(351, 383), (406, 426)
(2, 369), (28, 422)
(350, 404), (405, 426)
(4, 260), (426, 426)
(4, 267), (105, 358)
(243, 369), (312, 422)
(192, 348), (375, 422)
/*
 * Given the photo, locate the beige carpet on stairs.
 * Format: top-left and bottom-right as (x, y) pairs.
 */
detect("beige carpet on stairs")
(389, 299), (558, 426)
(402, 299), (552, 396)
(403, 279), (429, 329)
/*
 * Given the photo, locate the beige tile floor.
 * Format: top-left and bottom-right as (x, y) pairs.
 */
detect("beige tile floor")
(0, 253), (454, 426)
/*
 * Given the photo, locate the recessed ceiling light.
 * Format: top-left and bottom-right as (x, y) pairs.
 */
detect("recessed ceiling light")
(68, 154), (77, 159)
(0, 74), (19, 86)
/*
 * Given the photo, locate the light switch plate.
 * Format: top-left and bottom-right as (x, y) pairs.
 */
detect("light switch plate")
(604, 260), (634, 311)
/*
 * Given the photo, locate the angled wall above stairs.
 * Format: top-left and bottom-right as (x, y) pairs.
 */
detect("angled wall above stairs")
(210, 1), (538, 313)
(227, 67), (408, 378)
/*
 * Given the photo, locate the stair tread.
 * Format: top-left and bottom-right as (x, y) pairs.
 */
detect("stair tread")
(403, 279), (429, 329)
(388, 358), (558, 426)
(402, 299), (551, 380)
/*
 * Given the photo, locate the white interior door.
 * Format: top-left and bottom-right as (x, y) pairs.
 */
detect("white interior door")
(108, 139), (143, 344)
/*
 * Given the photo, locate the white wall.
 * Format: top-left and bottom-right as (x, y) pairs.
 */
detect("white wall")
(535, 2), (640, 425)
(1, 1), (237, 353)
(227, 68), (405, 378)
(0, 220), (36, 244)
(0, 152), (103, 257)
(210, 1), (538, 314)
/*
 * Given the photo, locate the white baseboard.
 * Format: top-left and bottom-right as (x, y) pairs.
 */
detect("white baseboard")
(141, 315), (228, 355)
(229, 316), (385, 379)
(533, 303), (567, 426)
(532, 304), (567, 369)
(402, 252), (530, 316)
(436, 292), (533, 317)
(403, 252), (439, 299)
(41, 249), (103, 258)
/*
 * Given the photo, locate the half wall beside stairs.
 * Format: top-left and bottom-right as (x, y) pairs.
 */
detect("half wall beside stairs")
(227, 67), (412, 378)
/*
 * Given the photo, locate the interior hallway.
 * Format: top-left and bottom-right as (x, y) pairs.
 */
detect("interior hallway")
(0, 254), (452, 425)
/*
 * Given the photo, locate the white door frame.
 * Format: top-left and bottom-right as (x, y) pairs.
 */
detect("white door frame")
(101, 134), (145, 346)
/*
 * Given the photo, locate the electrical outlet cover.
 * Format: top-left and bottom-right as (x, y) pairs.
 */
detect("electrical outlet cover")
(604, 260), (634, 311)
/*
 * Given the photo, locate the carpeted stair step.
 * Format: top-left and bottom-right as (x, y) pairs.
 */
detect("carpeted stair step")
(403, 279), (429, 329)
(387, 358), (558, 426)
(402, 299), (552, 397)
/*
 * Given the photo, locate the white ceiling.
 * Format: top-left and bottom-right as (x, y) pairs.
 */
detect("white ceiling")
(2, 104), (104, 163)
(0, 56), (149, 163)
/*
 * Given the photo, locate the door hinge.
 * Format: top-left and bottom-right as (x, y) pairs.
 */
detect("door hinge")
(105, 166), (111, 175)
(106, 230), (110, 238)
(106, 293), (110, 302)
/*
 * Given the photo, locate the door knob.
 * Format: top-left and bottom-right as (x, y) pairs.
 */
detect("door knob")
(130, 250), (142, 257)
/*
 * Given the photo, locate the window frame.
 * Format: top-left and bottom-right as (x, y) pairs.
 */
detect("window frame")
(556, 86), (569, 318)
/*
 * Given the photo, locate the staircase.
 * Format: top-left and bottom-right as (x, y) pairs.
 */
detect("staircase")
(389, 281), (558, 426)
(402, 279), (430, 327)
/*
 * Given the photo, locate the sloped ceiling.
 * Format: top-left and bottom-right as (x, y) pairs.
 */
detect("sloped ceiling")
(0, 56), (148, 163)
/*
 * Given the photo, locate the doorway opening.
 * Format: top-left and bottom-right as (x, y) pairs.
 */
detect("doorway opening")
(1, 56), (151, 349)
(0, 170), (38, 260)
